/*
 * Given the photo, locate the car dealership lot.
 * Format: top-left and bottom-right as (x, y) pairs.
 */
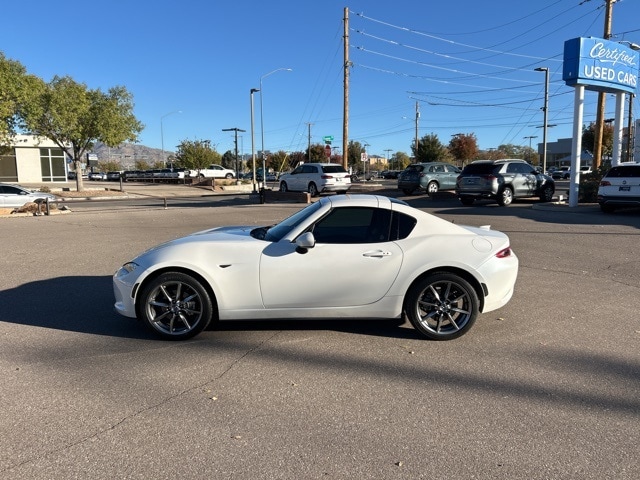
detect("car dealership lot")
(1, 198), (639, 479)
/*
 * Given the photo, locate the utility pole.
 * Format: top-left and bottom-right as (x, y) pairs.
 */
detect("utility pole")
(222, 127), (246, 183)
(305, 122), (313, 162)
(343, 7), (350, 171)
(593, 0), (615, 170)
(415, 101), (420, 159)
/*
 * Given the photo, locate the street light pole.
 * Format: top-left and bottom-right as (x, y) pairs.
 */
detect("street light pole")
(524, 136), (538, 163)
(534, 67), (549, 174)
(160, 110), (181, 167)
(260, 68), (292, 189)
(222, 127), (246, 183)
(250, 88), (260, 193)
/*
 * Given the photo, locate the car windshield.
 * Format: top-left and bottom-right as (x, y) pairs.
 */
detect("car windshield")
(252, 200), (323, 242)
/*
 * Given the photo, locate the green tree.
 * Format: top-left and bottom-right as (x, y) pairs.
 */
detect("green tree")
(412, 133), (449, 163)
(221, 150), (235, 170)
(175, 139), (221, 173)
(582, 122), (613, 159)
(97, 160), (121, 172)
(18, 75), (143, 191)
(269, 150), (290, 173)
(307, 143), (328, 163)
(449, 133), (478, 166)
(0, 53), (45, 146)
(391, 151), (411, 170)
(347, 140), (365, 171)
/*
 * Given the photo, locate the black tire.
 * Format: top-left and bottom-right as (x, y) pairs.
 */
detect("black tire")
(137, 272), (213, 340)
(279, 182), (288, 192)
(539, 184), (554, 202)
(225, 173), (233, 179)
(426, 181), (439, 195)
(402, 188), (414, 195)
(497, 187), (513, 206)
(308, 182), (319, 197)
(405, 272), (479, 340)
(460, 196), (474, 206)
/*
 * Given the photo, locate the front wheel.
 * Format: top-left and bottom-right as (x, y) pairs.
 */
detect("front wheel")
(137, 272), (213, 340)
(426, 181), (439, 195)
(225, 173), (233, 179)
(405, 273), (479, 340)
(279, 182), (288, 192)
(539, 184), (554, 202)
(497, 187), (513, 206)
(308, 182), (319, 197)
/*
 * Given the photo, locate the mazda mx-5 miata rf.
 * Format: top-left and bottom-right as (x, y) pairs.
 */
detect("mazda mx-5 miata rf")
(113, 194), (518, 341)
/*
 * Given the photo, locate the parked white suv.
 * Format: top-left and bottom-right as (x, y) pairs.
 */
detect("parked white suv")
(278, 163), (351, 196)
(597, 163), (640, 213)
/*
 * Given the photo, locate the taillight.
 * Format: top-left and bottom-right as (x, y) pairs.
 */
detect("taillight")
(482, 175), (497, 181)
(321, 175), (333, 179)
(495, 247), (512, 258)
(600, 180), (611, 186)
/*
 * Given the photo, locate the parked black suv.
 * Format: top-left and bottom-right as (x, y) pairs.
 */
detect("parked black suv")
(455, 159), (555, 206)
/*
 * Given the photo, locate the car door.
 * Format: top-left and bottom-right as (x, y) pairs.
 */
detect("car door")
(259, 206), (403, 308)
(508, 163), (536, 196)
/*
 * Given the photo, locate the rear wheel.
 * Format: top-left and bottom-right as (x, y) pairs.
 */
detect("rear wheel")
(137, 272), (213, 340)
(225, 173), (233, 179)
(308, 182), (319, 197)
(426, 181), (439, 195)
(405, 272), (479, 340)
(497, 187), (513, 206)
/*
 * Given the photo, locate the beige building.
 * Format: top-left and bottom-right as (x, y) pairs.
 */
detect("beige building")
(1, 135), (69, 183)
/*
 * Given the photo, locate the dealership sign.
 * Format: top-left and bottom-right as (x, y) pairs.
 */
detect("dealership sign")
(563, 37), (638, 94)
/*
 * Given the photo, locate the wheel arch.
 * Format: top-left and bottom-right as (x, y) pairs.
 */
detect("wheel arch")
(134, 266), (219, 320)
(403, 266), (486, 312)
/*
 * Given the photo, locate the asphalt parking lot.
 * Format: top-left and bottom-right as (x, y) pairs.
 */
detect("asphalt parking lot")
(1, 187), (639, 479)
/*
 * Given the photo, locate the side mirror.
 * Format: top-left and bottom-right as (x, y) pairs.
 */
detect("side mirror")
(295, 232), (315, 254)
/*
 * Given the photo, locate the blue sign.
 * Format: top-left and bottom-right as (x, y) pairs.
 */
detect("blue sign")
(563, 37), (639, 94)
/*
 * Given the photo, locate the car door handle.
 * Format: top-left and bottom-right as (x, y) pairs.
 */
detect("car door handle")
(363, 250), (392, 258)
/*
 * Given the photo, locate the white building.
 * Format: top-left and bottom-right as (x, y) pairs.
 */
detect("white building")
(0, 135), (69, 183)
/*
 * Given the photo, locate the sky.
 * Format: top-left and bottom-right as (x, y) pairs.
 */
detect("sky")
(2, 0), (639, 160)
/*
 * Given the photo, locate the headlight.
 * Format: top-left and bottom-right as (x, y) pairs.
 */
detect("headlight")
(115, 262), (138, 278)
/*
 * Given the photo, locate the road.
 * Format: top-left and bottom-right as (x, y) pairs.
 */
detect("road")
(1, 194), (639, 479)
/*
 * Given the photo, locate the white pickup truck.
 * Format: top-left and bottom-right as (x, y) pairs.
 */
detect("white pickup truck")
(187, 164), (235, 179)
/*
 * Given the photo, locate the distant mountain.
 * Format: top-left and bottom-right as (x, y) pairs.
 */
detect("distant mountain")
(91, 142), (171, 168)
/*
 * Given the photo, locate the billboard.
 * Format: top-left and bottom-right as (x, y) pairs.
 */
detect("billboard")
(563, 37), (639, 94)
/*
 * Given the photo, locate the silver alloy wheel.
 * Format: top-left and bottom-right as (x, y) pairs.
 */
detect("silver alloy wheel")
(499, 187), (513, 206)
(427, 181), (439, 194)
(142, 274), (209, 338)
(405, 273), (478, 340)
(308, 182), (318, 197)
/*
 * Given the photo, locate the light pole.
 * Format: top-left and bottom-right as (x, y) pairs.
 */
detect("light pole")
(222, 128), (246, 183)
(160, 110), (181, 167)
(260, 68), (292, 189)
(534, 67), (549, 174)
(362, 142), (371, 182)
(250, 88), (260, 193)
(524, 135), (538, 164)
(384, 149), (392, 170)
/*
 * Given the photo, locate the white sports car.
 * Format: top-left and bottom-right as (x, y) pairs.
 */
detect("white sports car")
(113, 194), (518, 340)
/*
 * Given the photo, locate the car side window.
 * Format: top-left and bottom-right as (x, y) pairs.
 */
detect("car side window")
(311, 207), (392, 244)
(390, 211), (417, 240)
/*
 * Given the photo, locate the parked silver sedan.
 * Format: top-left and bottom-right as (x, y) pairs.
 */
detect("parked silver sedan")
(0, 183), (58, 208)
